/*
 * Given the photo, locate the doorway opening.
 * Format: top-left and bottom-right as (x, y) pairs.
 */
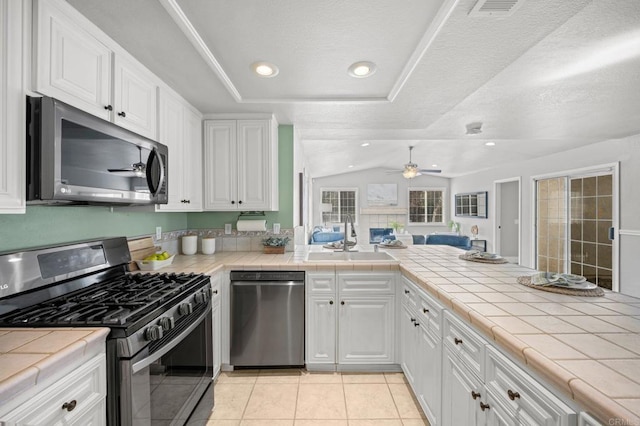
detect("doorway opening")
(494, 178), (521, 264)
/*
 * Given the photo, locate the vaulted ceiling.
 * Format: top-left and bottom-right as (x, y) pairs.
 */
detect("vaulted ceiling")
(68, 0), (640, 178)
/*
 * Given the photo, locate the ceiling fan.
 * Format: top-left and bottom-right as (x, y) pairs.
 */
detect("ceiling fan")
(387, 146), (442, 179)
(108, 146), (146, 177)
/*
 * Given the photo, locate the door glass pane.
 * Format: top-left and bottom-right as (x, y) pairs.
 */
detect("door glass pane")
(569, 174), (613, 289)
(536, 177), (567, 274)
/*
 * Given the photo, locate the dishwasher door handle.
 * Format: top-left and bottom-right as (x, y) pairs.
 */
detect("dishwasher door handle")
(231, 281), (304, 287)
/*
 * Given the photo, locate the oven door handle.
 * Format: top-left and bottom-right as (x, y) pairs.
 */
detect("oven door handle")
(131, 304), (211, 375)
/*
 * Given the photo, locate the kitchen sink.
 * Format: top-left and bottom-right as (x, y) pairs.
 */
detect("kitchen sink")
(305, 251), (397, 263)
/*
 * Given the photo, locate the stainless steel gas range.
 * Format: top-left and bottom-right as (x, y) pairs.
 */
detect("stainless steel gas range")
(0, 237), (214, 425)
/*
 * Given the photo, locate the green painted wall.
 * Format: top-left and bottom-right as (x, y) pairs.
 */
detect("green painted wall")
(187, 125), (294, 229)
(0, 206), (187, 252)
(0, 125), (294, 252)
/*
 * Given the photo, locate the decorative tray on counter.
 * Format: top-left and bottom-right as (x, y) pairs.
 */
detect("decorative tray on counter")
(518, 273), (604, 297)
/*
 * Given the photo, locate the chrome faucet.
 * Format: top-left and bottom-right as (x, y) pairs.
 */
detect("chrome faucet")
(343, 214), (357, 251)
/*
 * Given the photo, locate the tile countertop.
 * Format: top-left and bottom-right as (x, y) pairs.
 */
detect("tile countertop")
(0, 328), (109, 405)
(159, 244), (640, 423)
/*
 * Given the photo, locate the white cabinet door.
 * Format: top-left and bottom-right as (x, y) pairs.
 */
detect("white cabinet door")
(236, 120), (271, 210)
(203, 118), (278, 211)
(203, 120), (237, 210)
(1, 354), (106, 425)
(442, 346), (483, 426)
(306, 296), (337, 365)
(113, 56), (157, 139)
(183, 107), (203, 211)
(0, 0), (25, 213)
(157, 91), (202, 212)
(34, 0), (112, 120)
(157, 90), (184, 209)
(418, 324), (442, 426)
(400, 305), (418, 387)
(338, 296), (394, 364)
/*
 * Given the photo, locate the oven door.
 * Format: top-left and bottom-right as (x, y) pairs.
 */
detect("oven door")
(120, 304), (213, 426)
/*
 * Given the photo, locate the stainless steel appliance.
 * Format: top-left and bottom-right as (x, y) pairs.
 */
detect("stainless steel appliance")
(0, 238), (212, 425)
(26, 96), (168, 205)
(230, 271), (304, 367)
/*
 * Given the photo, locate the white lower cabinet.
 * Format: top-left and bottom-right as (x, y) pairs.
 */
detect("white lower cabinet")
(0, 353), (107, 425)
(306, 295), (337, 364)
(306, 271), (395, 369)
(401, 276), (577, 426)
(442, 345), (484, 426)
(400, 278), (443, 425)
(338, 296), (394, 364)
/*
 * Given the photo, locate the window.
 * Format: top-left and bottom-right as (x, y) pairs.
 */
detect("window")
(409, 188), (445, 224)
(321, 188), (357, 223)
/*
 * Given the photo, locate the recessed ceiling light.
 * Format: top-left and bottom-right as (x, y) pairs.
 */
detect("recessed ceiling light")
(348, 61), (377, 78)
(361, 142), (370, 147)
(348, 165), (354, 168)
(432, 164), (438, 168)
(485, 141), (496, 146)
(251, 61), (279, 78)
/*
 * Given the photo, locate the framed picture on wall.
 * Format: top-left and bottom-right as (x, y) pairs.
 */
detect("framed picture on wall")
(367, 184), (398, 206)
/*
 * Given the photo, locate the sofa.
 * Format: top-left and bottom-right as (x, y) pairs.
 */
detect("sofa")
(309, 226), (344, 245)
(425, 234), (472, 250)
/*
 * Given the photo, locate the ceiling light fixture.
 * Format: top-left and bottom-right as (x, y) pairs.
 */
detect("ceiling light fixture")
(485, 141), (496, 146)
(361, 142), (370, 147)
(348, 165), (354, 168)
(348, 61), (377, 78)
(251, 61), (279, 78)
(402, 165), (419, 179)
(432, 164), (438, 168)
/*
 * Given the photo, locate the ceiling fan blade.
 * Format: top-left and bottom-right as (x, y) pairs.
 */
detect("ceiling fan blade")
(385, 170), (404, 173)
(418, 169), (442, 173)
(108, 168), (135, 172)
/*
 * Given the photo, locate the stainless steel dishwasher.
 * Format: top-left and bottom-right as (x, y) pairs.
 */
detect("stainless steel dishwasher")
(230, 271), (305, 367)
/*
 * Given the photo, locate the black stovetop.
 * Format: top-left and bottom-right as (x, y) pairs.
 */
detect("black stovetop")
(0, 272), (208, 330)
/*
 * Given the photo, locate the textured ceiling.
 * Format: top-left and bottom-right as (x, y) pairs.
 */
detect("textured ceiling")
(67, 0), (640, 177)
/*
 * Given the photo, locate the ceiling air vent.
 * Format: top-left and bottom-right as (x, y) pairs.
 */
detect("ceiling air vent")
(468, 0), (525, 17)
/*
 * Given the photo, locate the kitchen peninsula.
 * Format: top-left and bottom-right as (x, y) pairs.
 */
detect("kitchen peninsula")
(151, 245), (639, 424)
(2, 245), (639, 424)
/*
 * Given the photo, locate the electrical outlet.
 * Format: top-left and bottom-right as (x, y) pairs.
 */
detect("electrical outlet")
(156, 226), (162, 240)
(273, 223), (281, 234)
(224, 224), (232, 234)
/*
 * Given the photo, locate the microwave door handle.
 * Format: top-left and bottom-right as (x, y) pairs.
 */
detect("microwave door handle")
(145, 148), (165, 196)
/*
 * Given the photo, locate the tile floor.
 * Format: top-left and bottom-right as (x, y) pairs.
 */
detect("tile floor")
(187, 370), (429, 426)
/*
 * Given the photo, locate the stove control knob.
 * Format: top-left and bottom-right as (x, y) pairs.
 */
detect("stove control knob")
(144, 325), (164, 341)
(194, 290), (209, 305)
(178, 302), (193, 316)
(158, 316), (175, 331)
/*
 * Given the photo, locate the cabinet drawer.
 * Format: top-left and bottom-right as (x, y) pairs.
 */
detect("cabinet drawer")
(339, 273), (394, 294)
(400, 276), (418, 310)
(307, 273), (336, 293)
(443, 311), (485, 378)
(486, 346), (576, 426)
(3, 354), (106, 424)
(418, 289), (443, 335)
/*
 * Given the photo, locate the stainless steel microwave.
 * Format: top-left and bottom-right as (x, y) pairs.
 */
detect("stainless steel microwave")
(26, 96), (168, 205)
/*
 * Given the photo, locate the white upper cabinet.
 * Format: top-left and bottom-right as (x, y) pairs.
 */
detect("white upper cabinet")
(34, 0), (111, 120)
(203, 116), (278, 211)
(156, 87), (202, 212)
(34, 0), (158, 140)
(112, 56), (157, 139)
(0, 0), (26, 213)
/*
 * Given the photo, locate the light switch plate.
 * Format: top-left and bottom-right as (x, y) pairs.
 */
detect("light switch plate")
(273, 223), (281, 234)
(224, 223), (232, 234)
(156, 226), (162, 240)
